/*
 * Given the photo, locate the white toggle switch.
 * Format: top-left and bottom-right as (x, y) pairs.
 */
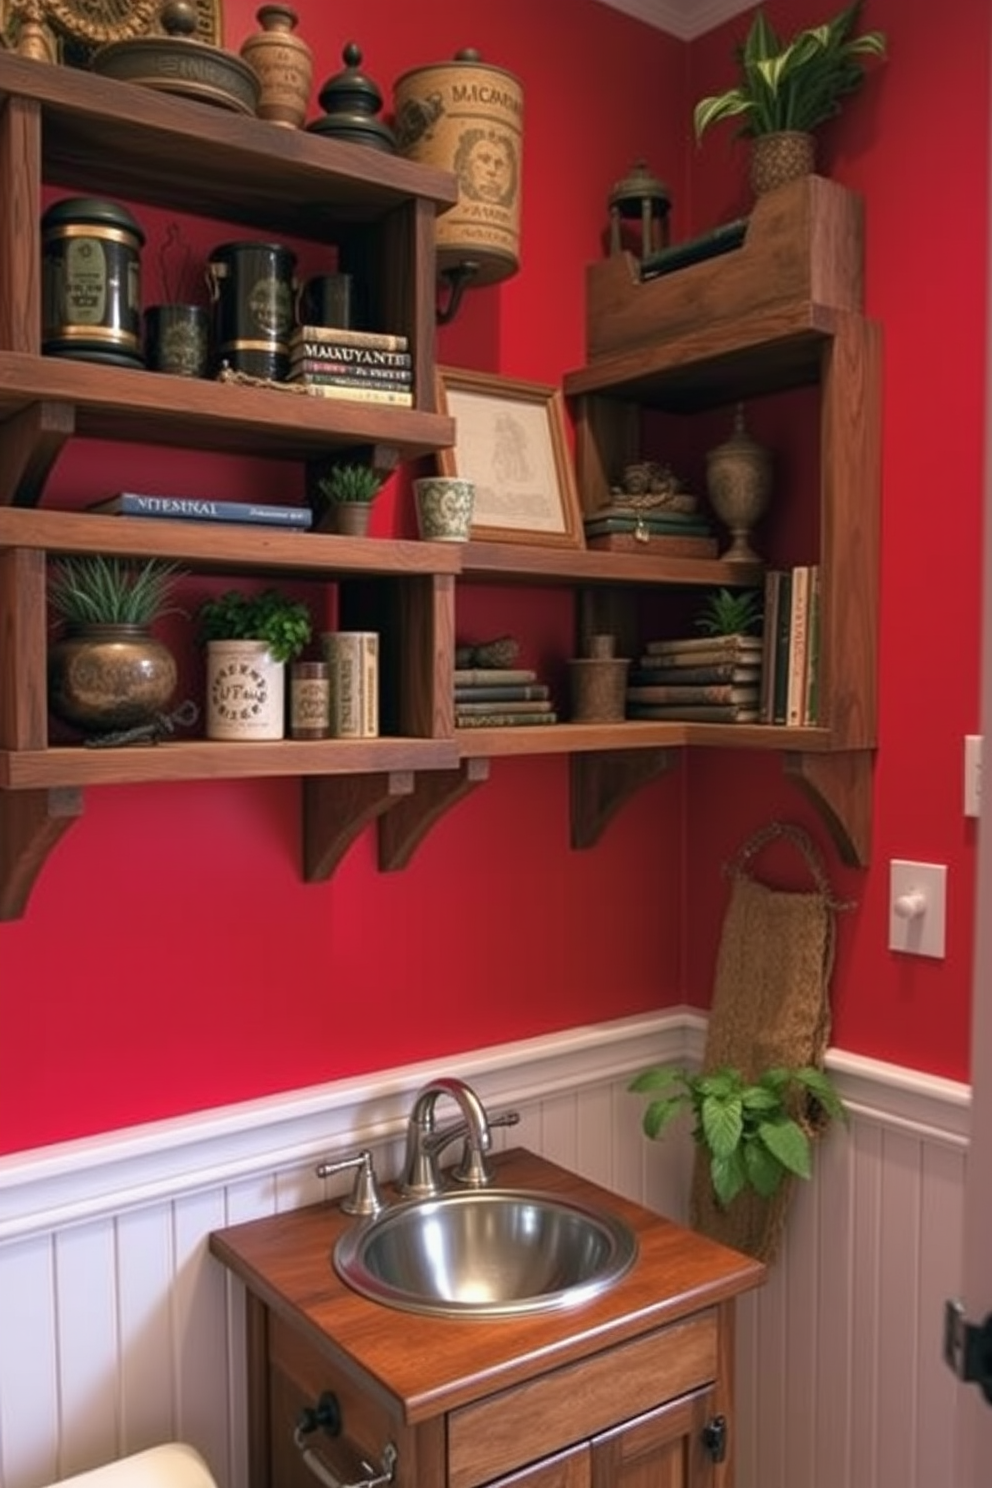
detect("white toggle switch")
(889, 860), (947, 958)
(893, 890), (926, 920)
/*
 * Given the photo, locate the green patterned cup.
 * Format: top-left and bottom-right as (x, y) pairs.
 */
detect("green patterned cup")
(413, 477), (475, 542)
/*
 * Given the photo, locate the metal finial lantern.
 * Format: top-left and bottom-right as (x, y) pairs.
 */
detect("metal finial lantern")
(608, 159), (671, 263)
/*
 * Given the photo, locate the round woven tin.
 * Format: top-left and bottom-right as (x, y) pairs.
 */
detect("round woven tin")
(393, 51), (523, 287)
(206, 240), (297, 380)
(41, 197), (145, 368)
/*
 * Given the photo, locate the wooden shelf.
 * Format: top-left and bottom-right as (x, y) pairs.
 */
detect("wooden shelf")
(0, 54), (881, 912)
(460, 539), (763, 588)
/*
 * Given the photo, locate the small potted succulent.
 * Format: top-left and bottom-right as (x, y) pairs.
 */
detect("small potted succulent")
(47, 554), (186, 735)
(693, 2), (887, 197)
(196, 587), (312, 741)
(314, 461), (384, 536)
(695, 587), (763, 638)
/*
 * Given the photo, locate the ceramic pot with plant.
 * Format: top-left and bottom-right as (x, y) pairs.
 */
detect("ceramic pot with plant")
(314, 462), (384, 536)
(197, 588), (312, 741)
(47, 554), (186, 735)
(693, 1), (887, 198)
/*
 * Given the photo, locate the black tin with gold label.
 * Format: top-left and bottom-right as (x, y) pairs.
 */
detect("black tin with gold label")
(41, 197), (145, 368)
(206, 240), (297, 380)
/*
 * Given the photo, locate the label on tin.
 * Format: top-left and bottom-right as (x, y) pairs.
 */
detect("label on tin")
(61, 237), (108, 326)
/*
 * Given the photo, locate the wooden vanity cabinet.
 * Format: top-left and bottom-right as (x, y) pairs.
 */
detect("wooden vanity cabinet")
(210, 1151), (764, 1488)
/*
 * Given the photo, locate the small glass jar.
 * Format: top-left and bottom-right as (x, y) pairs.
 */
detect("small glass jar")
(290, 661), (330, 739)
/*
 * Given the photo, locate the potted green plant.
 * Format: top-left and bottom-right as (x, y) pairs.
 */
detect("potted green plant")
(47, 555), (186, 735)
(196, 588), (312, 741)
(695, 587), (763, 637)
(629, 1062), (846, 1209)
(693, 2), (887, 197)
(314, 461), (384, 536)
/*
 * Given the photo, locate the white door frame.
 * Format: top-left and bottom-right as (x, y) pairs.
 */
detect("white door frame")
(955, 19), (992, 1475)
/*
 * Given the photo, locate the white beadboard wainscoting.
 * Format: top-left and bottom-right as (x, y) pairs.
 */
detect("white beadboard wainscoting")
(0, 1013), (970, 1488)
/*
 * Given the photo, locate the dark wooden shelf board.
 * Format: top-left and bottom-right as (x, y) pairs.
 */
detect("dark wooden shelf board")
(0, 356), (456, 464)
(564, 303), (840, 413)
(0, 51), (458, 236)
(0, 739), (460, 790)
(460, 541), (764, 588)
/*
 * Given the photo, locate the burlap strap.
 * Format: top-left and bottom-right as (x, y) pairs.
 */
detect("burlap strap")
(690, 822), (850, 1263)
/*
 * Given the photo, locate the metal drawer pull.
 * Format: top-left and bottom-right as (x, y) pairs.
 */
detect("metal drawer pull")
(294, 1399), (397, 1488)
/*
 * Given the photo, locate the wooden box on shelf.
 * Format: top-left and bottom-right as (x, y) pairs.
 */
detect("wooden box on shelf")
(585, 173), (864, 362)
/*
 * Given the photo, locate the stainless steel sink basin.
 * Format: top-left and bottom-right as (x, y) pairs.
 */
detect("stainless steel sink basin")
(332, 1187), (638, 1318)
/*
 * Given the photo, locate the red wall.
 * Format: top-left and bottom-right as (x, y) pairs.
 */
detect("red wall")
(0, 0), (985, 1154)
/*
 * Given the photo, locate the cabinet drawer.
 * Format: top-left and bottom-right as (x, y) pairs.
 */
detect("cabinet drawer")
(447, 1311), (718, 1488)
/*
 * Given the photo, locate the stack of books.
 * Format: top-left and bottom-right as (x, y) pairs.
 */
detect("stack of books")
(626, 633), (764, 722)
(454, 667), (558, 728)
(760, 564), (821, 725)
(288, 324), (414, 406)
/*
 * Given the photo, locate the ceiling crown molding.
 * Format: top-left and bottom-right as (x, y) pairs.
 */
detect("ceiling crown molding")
(595, 0), (752, 40)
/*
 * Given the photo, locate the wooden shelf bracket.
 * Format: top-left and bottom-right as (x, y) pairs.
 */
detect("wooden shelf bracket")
(0, 786), (84, 920)
(570, 748), (675, 849)
(378, 758), (491, 871)
(0, 400), (76, 507)
(302, 771), (416, 882)
(783, 748), (874, 868)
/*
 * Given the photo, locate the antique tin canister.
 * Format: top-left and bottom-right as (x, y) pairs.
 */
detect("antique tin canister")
(41, 197), (145, 368)
(393, 50), (523, 286)
(206, 240), (297, 380)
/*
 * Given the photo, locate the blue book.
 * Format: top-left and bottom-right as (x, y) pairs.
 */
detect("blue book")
(88, 492), (313, 529)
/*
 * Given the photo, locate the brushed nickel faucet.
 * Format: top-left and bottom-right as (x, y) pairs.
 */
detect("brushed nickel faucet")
(398, 1076), (519, 1199)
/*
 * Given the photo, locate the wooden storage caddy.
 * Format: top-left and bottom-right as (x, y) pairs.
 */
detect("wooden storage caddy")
(586, 174), (864, 362)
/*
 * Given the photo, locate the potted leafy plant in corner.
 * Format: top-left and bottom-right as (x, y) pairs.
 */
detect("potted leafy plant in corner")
(196, 588), (312, 741)
(693, 1), (887, 198)
(47, 554), (186, 736)
(629, 1062), (846, 1210)
(313, 461), (384, 536)
(695, 586), (763, 638)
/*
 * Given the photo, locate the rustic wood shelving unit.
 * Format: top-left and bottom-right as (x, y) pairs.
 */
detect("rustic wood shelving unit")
(0, 53), (880, 915)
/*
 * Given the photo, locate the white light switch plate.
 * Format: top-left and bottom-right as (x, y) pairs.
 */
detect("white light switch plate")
(889, 860), (947, 958)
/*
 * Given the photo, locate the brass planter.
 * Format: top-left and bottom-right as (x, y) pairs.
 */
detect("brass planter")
(48, 624), (178, 734)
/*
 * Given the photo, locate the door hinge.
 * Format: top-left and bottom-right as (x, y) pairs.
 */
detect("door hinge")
(701, 1415), (727, 1463)
(944, 1300), (992, 1403)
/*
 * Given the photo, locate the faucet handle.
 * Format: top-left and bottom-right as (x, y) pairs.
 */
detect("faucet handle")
(452, 1109), (521, 1188)
(316, 1149), (386, 1217)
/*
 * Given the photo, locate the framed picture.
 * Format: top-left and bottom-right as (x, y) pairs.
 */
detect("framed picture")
(436, 368), (585, 548)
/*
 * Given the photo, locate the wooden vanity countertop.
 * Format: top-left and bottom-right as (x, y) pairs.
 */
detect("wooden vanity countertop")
(209, 1146), (765, 1424)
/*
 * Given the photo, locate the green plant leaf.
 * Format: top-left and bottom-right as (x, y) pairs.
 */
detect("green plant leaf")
(710, 1148), (748, 1208)
(757, 1115), (812, 1179)
(696, 1068), (742, 1099)
(743, 1136), (788, 1196)
(792, 1065), (848, 1122)
(701, 1092), (743, 1160)
(740, 1083), (780, 1112)
(628, 1065), (689, 1094)
(641, 1097), (687, 1141)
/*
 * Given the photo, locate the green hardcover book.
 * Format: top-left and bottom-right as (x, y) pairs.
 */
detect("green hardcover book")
(455, 712), (559, 728)
(455, 699), (554, 716)
(772, 569), (793, 725)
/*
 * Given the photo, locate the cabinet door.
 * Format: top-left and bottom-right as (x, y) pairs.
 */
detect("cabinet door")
(487, 1443), (590, 1488)
(590, 1388), (718, 1488)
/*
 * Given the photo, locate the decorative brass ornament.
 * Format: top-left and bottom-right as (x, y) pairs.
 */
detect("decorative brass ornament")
(3, 0), (221, 65)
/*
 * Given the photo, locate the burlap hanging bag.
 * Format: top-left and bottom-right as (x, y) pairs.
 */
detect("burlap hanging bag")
(690, 822), (850, 1263)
